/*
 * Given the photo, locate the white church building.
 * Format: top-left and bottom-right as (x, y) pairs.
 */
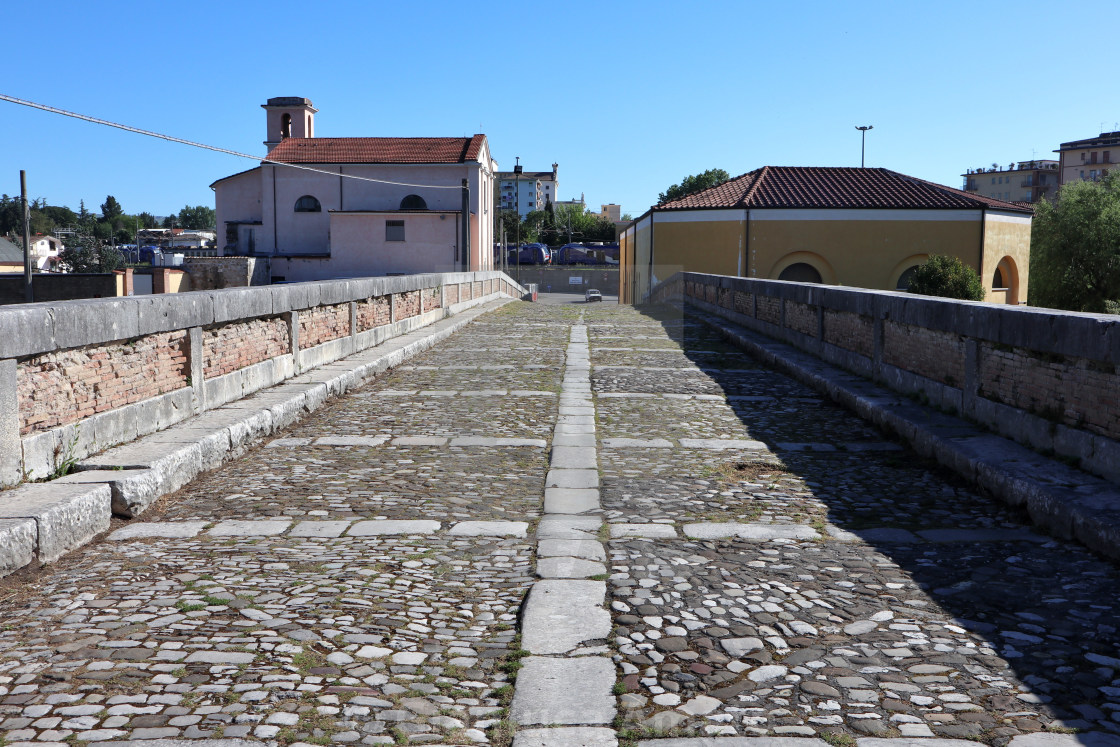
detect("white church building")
(211, 97), (497, 282)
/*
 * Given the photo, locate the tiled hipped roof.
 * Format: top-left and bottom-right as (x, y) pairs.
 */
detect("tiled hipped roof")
(267, 135), (486, 164)
(657, 166), (1032, 213)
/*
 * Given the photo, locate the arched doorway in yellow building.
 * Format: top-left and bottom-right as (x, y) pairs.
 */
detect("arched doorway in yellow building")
(992, 256), (1020, 304)
(770, 252), (836, 285)
(889, 255), (928, 291)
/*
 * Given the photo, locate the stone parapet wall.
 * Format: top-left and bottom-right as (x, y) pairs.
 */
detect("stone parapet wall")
(651, 272), (1120, 484)
(0, 271), (527, 485)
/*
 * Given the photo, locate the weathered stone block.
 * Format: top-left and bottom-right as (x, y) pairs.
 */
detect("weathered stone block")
(0, 483), (111, 563)
(0, 518), (36, 577)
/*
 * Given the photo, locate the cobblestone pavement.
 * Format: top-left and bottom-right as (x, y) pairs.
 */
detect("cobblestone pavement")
(591, 305), (1120, 745)
(1, 300), (1119, 747)
(0, 302), (558, 747)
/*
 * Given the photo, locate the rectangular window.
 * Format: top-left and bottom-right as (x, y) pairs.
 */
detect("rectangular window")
(386, 220), (405, 242)
(1091, 152), (1098, 164)
(1105, 151), (1112, 163)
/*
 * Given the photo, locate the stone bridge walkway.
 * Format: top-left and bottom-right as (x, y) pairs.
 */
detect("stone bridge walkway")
(1, 300), (1119, 747)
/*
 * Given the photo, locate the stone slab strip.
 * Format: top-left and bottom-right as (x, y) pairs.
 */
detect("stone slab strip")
(689, 306), (1120, 562)
(512, 322), (615, 739)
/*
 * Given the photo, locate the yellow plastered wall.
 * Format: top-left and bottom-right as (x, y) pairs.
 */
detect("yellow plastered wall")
(651, 218), (746, 278)
(749, 213), (983, 290)
(980, 212), (1031, 304)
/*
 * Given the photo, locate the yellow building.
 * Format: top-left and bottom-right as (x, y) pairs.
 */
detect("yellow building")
(620, 166), (1032, 305)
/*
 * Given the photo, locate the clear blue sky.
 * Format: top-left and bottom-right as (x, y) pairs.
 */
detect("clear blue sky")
(2, 0), (1117, 221)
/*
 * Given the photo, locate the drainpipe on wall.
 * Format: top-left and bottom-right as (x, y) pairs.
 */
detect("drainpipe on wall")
(461, 179), (470, 271)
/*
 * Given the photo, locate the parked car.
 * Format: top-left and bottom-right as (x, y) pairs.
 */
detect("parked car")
(585, 288), (602, 302)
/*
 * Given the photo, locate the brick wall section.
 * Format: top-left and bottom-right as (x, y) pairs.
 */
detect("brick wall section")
(979, 344), (1119, 437)
(823, 310), (873, 358)
(299, 304), (350, 349)
(397, 291), (421, 320)
(424, 287), (441, 310)
(717, 287), (732, 310)
(734, 290), (753, 316)
(883, 321), (965, 387)
(785, 301), (817, 338)
(757, 296), (781, 325)
(447, 284), (460, 305)
(473, 280), (484, 299)
(18, 332), (188, 435)
(203, 317), (290, 378)
(357, 296), (391, 331)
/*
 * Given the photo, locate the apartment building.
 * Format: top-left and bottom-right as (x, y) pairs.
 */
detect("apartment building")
(962, 160), (1058, 203)
(1055, 130), (1119, 186)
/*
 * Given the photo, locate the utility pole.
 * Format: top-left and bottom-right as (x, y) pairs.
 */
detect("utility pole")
(20, 170), (32, 302)
(855, 125), (873, 168)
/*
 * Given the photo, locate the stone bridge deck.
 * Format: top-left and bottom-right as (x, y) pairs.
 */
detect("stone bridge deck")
(1, 299), (1118, 747)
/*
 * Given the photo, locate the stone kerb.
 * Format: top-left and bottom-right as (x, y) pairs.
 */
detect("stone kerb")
(1, 271), (527, 488)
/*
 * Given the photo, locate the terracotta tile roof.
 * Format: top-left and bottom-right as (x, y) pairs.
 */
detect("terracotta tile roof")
(266, 135), (486, 164)
(656, 166), (1032, 213)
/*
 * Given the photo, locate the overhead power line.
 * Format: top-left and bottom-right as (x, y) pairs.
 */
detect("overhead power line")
(0, 93), (464, 190)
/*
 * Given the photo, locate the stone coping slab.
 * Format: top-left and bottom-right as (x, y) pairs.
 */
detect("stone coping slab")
(514, 727), (617, 747)
(544, 488), (601, 515)
(522, 580), (610, 655)
(288, 520), (353, 538)
(208, 520), (292, 537)
(536, 556), (607, 579)
(448, 521), (529, 537)
(391, 436), (449, 446)
(602, 438), (674, 449)
(679, 438), (769, 450)
(636, 740), (834, 747)
(610, 523), (678, 539)
(682, 523), (820, 541)
(546, 469), (600, 489)
(536, 516), (603, 541)
(348, 520), (441, 536)
(314, 435), (390, 447)
(509, 656), (616, 726)
(109, 521), (208, 540)
(450, 437), (547, 447)
(536, 539), (607, 561)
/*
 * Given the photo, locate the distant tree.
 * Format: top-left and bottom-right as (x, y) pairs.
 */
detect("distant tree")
(177, 205), (215, 230)
(137, 211), (160, 229)
(621, 213), (633, 222)
(78, 200), (93, 226)
(0, 195), (22, 235)
(100, 195), (123, 222)
(161, 214), (176, 229)
(57, 229), (124, 273)
(1029, 171), (1120, 313)
(907, 255), (986, 301)
(658, 168), (731, 205)
(42, 205), (78, 227)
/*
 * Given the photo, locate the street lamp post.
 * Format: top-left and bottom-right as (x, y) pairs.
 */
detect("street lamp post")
(855, 125), (873, 168)
(514, 157), (522, 283)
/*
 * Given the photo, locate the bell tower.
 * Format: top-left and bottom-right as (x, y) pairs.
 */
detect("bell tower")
(262, 97), (317, 152)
